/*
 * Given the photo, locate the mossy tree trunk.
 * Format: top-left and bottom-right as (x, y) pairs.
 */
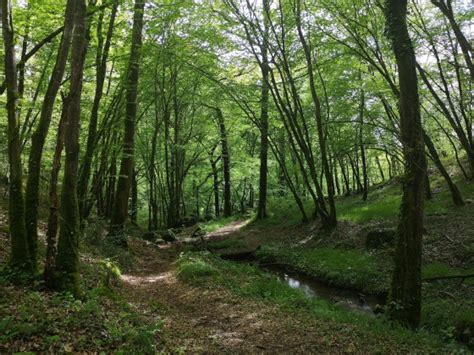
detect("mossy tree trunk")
(109, 0), (145, 242)
(1, 0), (32, 273)
(44, 96), (68, 287)
(24, 0), (75, 271)
(384, 0), (427, 328)
(54, 0), (88, 296)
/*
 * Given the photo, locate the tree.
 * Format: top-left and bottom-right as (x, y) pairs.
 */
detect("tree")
(2, 0), (31, 273)
(384, 0), (427, 328)
(78, 0), (119, 221)
(109, 0), (146, 243)
(24, 0), (76, 270)
(54, 0), (88, 295)
(256, 0), (270, 220)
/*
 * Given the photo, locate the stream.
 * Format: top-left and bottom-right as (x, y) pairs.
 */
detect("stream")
(218, 251), (384, 315)
(260, 265), (385, 315)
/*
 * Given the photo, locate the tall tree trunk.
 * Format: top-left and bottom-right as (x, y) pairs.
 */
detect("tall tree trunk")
(210, 154), (220, 217)
(130, 168), (138, 225)
(375, 156), (385, 182)
(333, 155), (341, 196)
(109, 0), (145, 242)
(78, 0), (118, 221)
(23, 0), (75, 271)
(216, 108), (232, 217)
(384, 0), (427, 328)
(2, 0), (31, 272)
(54, 0), (88, 296)
(295, 1), (336, 227)
(256, 0), (270, 220)
(44, 96), (68, 287)
(359, 90), (368, 201)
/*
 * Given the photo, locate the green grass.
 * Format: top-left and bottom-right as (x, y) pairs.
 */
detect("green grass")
(336, 184), (401, 223)
(176, 254), (219, 282)
(256, 178), (474, 226)
(422, 261), (474, 281)
(175, 252), (462, 352)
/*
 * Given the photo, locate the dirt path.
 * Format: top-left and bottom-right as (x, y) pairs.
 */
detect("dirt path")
(206, 220), (249, 238)
(118, 234), (403, 353)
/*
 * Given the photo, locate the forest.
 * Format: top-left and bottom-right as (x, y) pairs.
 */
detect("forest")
(0, 0), (473, 352)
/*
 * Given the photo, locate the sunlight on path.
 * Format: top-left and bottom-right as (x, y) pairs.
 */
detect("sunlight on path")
(120, 271), (175, 286)
(206, 220), (250, 238)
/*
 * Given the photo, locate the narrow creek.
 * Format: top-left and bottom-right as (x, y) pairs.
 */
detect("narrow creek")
(260, 265), (385, 315)
(218, 251), (385, 315)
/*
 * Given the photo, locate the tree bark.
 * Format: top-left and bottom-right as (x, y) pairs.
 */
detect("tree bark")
(24, 0), (75, 270)
(44, 96), (68, 287)
(256, 0), (270, 220)
(384, 0), (427, 328)
(359, 89), (368, 201)
(109, 0), (145, 243)
(2, 0), (32, 272)
(216, 108), (232, 217)
(54, 0), (88, 296)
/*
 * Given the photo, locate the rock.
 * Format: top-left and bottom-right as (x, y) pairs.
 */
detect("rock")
(365, 229), (396, 249)
(465, 198), (473, 204)
(373, 304), (385, 315)
(161, 229), (177, 243)
(142, 231), (157, 242)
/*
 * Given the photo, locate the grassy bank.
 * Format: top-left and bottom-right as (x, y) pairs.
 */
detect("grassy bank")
(176, 252), (464, 352)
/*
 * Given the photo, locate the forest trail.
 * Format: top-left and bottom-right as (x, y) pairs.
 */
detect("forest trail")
(206, 219), (249, 238)
(119, 231), (364, 353)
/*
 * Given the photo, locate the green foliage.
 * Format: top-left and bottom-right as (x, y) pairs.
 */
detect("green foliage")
(0, 283), (162, 353)
(176, 253), (219, 282)
(422, 298), (474, 347)
(99, 258), (122, 289)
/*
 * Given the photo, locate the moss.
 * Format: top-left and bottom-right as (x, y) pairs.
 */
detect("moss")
(8, 178), (32, 274)
(54, 180), (81, 297)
